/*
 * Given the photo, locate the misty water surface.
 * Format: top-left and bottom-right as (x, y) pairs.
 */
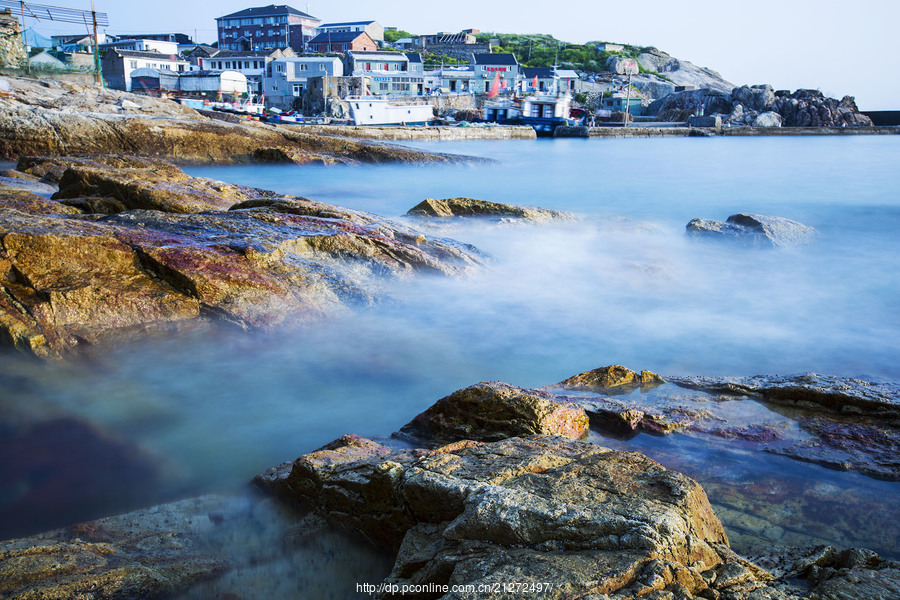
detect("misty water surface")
(2, 135), (898, 546)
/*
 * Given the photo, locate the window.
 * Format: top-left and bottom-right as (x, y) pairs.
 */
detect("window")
(292, 84), (302, 96)
(129, 60), (137, 69)
(276, 64), (284, 72)
(319, 64), (326, 71)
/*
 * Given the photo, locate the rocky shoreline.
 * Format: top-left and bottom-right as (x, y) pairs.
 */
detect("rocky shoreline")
(2, 76), (899, 600)
(2, 366), (898, 599)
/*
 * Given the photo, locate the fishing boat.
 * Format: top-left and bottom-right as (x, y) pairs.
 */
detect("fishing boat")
(346, 95), (435, 126)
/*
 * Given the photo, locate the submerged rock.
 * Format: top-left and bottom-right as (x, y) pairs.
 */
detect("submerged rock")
(686, 213), (816, 248)
(406, 197), (575, 223)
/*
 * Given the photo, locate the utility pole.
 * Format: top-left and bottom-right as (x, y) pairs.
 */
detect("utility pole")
(91, 0), (103, 86)
(19, 1), (29, 74)
(623, 72), (632, 128)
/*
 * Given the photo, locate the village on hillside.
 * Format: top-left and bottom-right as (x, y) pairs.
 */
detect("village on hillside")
(0, 4), (681, 122)
(0, 3), (884, 131)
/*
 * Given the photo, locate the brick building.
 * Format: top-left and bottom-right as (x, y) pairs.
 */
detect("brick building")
(307, 31), (377, 54)
(216, 4), (320, 52)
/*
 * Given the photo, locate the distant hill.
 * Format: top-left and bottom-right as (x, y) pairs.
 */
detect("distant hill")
(470, 33), (732, 100)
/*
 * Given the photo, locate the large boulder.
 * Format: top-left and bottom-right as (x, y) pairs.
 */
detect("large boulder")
(752, 110), (784, 127)
(260, 434), (731, 599)
(686, 213), (816, 248)
(732, 84), (776, 112)
(397, 381), (589, 445)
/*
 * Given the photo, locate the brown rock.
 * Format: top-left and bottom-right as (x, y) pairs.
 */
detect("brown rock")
(407, 197), (575, 222)
(0, 166), (484, 358)
(553, 364), (666, 392)
(52, 165), (258, 213)
(397, 381), (589, 445)
(0, 78), (477, 165)
(0, 188), (80, 215)
(260, 434), (730, 598)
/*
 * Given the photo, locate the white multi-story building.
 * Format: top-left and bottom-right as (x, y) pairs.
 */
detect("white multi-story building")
(346, 51), (425, 96)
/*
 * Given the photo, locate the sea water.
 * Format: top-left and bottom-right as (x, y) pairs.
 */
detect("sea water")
(2, 135), (899, 558)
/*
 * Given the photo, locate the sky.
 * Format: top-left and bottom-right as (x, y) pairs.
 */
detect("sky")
(26, 0), (898, 110)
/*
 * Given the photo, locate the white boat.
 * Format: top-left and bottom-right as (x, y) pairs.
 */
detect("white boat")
(347, 95), (435, 126)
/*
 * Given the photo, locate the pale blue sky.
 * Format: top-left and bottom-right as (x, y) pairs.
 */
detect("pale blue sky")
(28, 0), (898, 109)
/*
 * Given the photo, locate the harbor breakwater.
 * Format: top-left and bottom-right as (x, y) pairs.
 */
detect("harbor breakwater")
(554, 125), (900, 138)
(283, 123), (537, 141)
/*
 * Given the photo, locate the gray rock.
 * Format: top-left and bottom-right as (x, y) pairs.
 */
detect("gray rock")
(686, 213), (816, 248)
(732, 84), (776, 112)
(752, 111), (783, 128)
(636, 49), (735, 95)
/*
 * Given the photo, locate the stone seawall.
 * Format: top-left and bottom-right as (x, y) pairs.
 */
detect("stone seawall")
(585, 126), (694, 138)
(721, 126), (900, 136)
(287, 124), (537, 140)
(558, 125), (900, 138)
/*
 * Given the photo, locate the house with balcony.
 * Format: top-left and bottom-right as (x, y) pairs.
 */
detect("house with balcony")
(317, 20), (383, 43)
(472, 53), (518, 94)
(346, 51), (424, 96)
(265, 56), (343, 110)
(306, 30), (376, 54)
(520, 66), (578, 94)
(216, 4), (320, 52)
